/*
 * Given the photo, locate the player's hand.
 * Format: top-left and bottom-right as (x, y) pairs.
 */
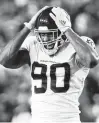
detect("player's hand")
(28, 6), (50, 29)
(50, 7), (71, 33)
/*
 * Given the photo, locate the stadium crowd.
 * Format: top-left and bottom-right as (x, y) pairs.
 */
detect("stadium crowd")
(0, 0), (99, 122)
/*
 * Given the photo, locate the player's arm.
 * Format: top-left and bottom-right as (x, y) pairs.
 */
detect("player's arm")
(0, 27), (30, 68)
(0, 6), (49, 69)
(65, 29), (99, 68)
(50, 7), (99, 68)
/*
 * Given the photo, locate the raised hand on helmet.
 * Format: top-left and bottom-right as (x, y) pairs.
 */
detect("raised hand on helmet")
(24, 6), (50, 30)
(49, 7), (71, 33)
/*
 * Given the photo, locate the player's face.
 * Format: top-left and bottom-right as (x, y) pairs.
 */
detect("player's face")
(34, 27), (62, 56)
(39, 31), (58, 50)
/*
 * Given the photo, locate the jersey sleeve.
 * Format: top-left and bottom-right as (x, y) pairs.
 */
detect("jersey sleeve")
(75, 36), (98, 68)
(81, 36), (99, 59)
(80, 36), (96, 49)
(20, 36), (37, 51)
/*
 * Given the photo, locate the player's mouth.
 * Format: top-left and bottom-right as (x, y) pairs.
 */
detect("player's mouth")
(45, 44), (55, 50)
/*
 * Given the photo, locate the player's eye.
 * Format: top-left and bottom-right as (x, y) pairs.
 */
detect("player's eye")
(39, 32), (52, 37)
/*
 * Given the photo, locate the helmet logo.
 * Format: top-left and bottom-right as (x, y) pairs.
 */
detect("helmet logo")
(40, 19), (48, 23)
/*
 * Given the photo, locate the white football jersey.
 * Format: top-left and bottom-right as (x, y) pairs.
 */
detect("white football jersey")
(21, 36), (90, 123)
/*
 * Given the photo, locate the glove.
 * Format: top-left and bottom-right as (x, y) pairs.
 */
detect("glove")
(50, 7), (71, 33)
(24, 6), (50, 30)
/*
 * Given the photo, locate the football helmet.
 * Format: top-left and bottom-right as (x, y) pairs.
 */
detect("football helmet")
(34, 7), (66, 56)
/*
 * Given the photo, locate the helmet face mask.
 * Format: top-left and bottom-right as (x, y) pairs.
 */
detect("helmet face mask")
(35, 28), (58, 48)
(34, 7), (65, 55)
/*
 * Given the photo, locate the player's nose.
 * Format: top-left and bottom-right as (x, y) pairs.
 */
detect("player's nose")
(41, 34), (51, 42)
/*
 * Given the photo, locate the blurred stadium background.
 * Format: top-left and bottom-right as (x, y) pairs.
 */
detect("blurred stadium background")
(0, 0), (99, 122)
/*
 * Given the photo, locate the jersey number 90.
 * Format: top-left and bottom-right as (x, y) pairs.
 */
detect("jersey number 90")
(31, 62), (70, 94)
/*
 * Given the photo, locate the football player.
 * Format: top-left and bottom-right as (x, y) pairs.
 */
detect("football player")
(0, 6), (99, 123)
